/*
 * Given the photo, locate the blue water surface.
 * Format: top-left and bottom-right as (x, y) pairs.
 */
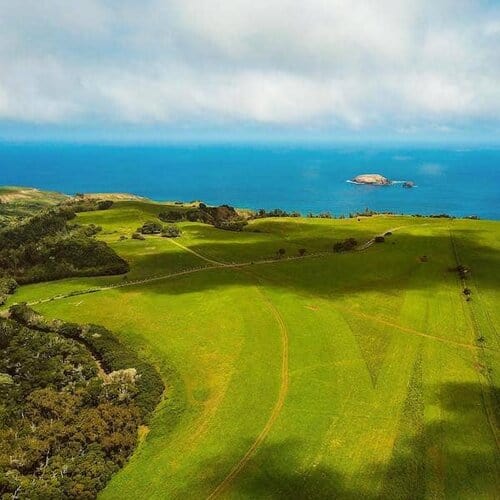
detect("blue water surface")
(0, 143), (498, 219)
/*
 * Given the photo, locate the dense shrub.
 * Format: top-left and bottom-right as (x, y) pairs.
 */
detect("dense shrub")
(0, 208), (128, 284)
(138, 220), (163, 234)
(0, 237), (129, 284)
(9, 304), (164, 420)
(0, 207), (74, 250)
(162, 224), (182, 238)
(75, 223), (103, 237)
(214, 219), (248, 231)
(0, 277), (17, 305)
(158, 210), (186, 222)
(0, 313), (153, 499)
(61, 198), (114, 213)
(132, 232), (145, 240)
(159, 203), (245, 231)
(333, 238), (358, 252)
(96, 200), (114, 210)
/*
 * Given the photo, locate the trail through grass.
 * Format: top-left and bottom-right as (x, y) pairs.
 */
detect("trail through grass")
(8, 201), (498, 499)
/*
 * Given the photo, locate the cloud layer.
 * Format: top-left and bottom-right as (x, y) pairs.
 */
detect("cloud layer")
(1, 0), (499, 135)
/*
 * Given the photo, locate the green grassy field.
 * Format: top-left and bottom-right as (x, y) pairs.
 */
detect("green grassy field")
(7, 200), (499, 498)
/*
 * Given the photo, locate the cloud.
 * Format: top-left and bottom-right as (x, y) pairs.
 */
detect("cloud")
(0, 0), (499, 135)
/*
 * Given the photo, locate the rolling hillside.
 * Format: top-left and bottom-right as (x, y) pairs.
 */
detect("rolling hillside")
(3, 198), (499, 499)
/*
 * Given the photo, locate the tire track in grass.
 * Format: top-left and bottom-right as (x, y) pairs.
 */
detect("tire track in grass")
(206, 283), (289, 499)
(335, 306), (496, 353)
(164, 238), (291, 498)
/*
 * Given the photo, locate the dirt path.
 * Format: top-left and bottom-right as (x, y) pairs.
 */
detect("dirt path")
(355, 225), (406, 251)
(166, 237), (228, 266)
(20, 225), (417, 308)
(206, 284), (289, 499)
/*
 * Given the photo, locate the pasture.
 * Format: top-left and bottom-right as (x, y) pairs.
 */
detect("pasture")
(7, 201), (499, 498)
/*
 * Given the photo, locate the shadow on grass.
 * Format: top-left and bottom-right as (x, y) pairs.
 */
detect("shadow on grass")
(112, 226), (500, 301)
(174, 382), (499, 498)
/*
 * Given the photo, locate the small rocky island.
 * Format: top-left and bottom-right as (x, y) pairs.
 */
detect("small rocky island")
(351, 174), (391, 185)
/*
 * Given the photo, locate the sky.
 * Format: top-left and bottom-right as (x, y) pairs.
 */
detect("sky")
(0, 0), (499, 143)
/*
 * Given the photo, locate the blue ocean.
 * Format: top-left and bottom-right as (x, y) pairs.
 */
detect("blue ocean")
(0, 143), (499, 219)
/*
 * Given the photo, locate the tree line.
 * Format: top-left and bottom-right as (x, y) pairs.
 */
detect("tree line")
(0, 205), (128, 285)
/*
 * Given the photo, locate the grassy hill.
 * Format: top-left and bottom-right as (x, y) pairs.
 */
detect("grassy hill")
(0, 186), (68, 224)
(3, 198), (499, 498)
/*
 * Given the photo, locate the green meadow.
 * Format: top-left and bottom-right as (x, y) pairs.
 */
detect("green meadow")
(8, 201), (499, 498)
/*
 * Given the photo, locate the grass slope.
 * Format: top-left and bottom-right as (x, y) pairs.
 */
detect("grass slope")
(6, 200), (499, 499)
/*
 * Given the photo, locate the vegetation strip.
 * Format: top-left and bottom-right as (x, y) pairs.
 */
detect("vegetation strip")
(448, 227), (500, 451)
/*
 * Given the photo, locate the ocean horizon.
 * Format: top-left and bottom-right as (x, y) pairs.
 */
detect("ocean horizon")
(1, 143), (499, 219)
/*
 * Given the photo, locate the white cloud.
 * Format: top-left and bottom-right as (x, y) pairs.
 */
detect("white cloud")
(0, 0), (499, 133)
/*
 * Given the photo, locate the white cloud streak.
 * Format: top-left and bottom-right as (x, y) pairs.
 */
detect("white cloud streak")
(0, 0), (499, 132)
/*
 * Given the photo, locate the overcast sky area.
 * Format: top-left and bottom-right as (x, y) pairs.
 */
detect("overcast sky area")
(1, 0), (499, 143)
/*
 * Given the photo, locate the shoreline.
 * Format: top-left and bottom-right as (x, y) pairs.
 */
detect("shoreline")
(0, 185), (496, 222)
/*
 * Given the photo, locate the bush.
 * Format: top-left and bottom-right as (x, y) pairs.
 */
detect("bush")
(162, 224), (182, 238)
(96, 200), (114, 210)
(158, 210), (185, 223)
(138, 220), (163, 234)
(214, 219), (248, 231)
(333, 238), (358, 252)
(276, 248), (286, 258)
(132, 232), (145, 240)
(0, 277), (18, 305)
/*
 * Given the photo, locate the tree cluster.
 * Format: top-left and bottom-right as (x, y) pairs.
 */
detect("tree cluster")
(9, 304), (164, 420)
(158, 203), (247, 231)
(0, 207), (128, 284)
(0, 310), (159, 499)
(136, 221), (182, 238)
(60, 197), (114, 213)
(0, 306), (164, 498)
(252, 208), (301, 219)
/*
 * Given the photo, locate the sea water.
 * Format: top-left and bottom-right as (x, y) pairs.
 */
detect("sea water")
(0, 143), (499, 219)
